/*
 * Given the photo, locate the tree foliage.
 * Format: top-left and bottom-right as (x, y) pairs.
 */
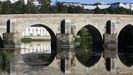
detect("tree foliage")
(93, 6), (132, 14)
(25, 1), (39, 14)
(39, 0), (51, 13)
(56, 2), (68, 13)
(11, 1), (25, 14)
(1, 1), (12, 14)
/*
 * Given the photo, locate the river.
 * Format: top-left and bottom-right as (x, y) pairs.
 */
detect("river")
(21, 41), (51, 66)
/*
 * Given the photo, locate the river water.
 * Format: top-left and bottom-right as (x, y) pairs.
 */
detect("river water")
(21, 41), (51, 54)
(20, 41), (52, 66)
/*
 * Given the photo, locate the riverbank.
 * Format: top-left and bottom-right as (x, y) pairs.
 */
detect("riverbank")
(21, 38), (51, 43)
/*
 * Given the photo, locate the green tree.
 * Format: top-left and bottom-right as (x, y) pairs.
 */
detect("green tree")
(115, 7), (127, 14)
(11, 1), (25, 14)
(1, 0), (12, 14)
(39, 0), (51, 13)
(101, 9), (108, 14)
(50, 5), (57, 13)
(94, 7), (102, 14)
(126, 9), (133, 14)
(107, 7), (129, 14)
(107, 7), (115, 14)
(0, 1), (3, 14)
(68, 6), (85, 13)
(93, 2), (102, 5)
(84, 9), (94, 14)
(56, 2), (68, 13)
(25, 1), (39, 14)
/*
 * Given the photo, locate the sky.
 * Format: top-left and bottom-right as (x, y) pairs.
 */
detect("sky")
(7, 0), (133, 4)
(51, 0), (133, 4)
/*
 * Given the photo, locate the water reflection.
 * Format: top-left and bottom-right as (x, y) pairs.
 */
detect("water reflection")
(21, 41), (51, 67)
(75, 27), (102, 67)
(21, 41), (51, 54)
(75, 28), (93, 67)
(0, 49), (14, 73)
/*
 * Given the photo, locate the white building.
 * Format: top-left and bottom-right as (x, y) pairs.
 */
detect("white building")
(0, 0), (19, 3)
(111, 2), (133, 11)
(32, 0), (41, 6)
(111, 2), (125, 8)
(83, 4), (96, 10)
(83, 4), (110, 10)
(61, 2), (110, 9)
(62, 2), (83, 7)
(83, 2), (133, 11)
(97, 5), (110, 9)
(22, 27), (50, 38)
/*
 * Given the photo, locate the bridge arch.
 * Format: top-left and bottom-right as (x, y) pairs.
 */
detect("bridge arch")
(118, 24), (133, 67)
(21, 24), (57, 67)
(75, 24), (103, 67)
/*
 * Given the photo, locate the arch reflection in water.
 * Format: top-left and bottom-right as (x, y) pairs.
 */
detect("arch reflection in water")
(21, 41), (51, 67)
(20, 24), (56, 67)
(20, 24), (57, 67)
(118, 25), (133, 67)
(21, 41), (51, 54)
(75, 25), (103, 67)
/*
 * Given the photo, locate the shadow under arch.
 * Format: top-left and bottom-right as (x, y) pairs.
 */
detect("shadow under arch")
(22, 24), (57, 67)
(75, 25), (103, 67)
(118, 24), (133, 67)
(0, 36), (3, 48)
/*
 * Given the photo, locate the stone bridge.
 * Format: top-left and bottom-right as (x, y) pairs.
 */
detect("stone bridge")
(0, 14), (133, 75)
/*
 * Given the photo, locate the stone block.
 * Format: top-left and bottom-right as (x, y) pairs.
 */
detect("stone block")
(3, 33), (15, 48)
(56, 33), (74, 59)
